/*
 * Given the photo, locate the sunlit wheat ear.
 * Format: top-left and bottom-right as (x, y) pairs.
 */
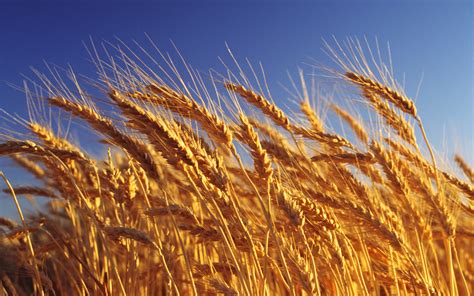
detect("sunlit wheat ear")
(2, 186), (59, 199)
(236, 114), (273, 184)
(345, 71), (417, 118)
(330, 104), (369, 144)
(454, 154), (474, 183)
(0, 140), (86, 162)
(28, 122), (82, 155)
(225, 82), (291, 129)
(300, 101), (324, 133)
(104, 226), (154, 245)
(274, 186), (305, 227)
(10, 154), (45, 180)
(311, 152), (375, 165)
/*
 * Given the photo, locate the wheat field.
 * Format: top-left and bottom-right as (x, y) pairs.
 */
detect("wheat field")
(0, 40), (472, 295)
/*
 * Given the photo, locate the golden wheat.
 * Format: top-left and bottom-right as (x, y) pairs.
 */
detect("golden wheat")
(0, 42), (472, 296)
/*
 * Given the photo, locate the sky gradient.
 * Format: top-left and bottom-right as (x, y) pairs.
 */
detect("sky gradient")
(0, 1), (472, 216)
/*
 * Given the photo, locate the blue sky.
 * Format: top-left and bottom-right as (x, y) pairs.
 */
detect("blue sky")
(0, 1), (472, 216)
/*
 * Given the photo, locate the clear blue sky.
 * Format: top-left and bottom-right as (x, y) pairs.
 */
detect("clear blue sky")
(0, 1), (472, 216)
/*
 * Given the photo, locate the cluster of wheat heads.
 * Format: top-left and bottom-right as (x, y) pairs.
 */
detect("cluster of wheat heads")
(0, 41), (472, 296)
